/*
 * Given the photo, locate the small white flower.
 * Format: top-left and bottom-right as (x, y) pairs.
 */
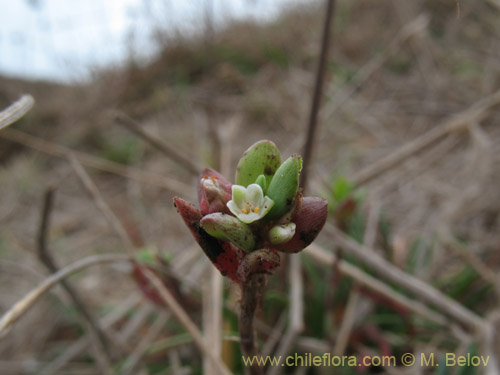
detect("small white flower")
(227, 184), (274, 223)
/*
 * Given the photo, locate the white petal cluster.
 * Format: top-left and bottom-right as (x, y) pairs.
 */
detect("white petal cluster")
(227, 184), (274, 224)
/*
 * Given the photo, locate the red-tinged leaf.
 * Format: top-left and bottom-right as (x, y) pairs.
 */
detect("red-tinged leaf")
(273, 197), (328, 253)
(132, 264), (183, 307)
(132, 262), (201, 310)
(216, 242), (243, 282)
(334, 197), (357, 230)
(197, 168), (232, 215)
(173, 197), (204, 241)
(237, 248), (280, 283)
(173, 197), (243, 283)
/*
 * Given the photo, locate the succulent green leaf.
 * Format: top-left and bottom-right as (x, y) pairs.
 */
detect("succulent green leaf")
(235, 140), (281, 187)
(266, 155), (302, 220)
(200, 213), (255, 252)
(255, 174), (267, 192)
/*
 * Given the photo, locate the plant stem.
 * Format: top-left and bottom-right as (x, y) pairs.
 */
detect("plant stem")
(300, 0), (336, 192)
(240, 274), (267, 375)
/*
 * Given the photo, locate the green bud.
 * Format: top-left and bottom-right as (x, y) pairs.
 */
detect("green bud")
(255, 174), (267, 192)
(200, 213), (255, 252)
(268, 223), (296, 244)
(265, 155), (302, 220)
(235, 140), (281, 188)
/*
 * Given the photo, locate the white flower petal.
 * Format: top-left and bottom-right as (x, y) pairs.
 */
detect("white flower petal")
(226, 183), (275, 224)
(238, 212), (261, 224)
(261, 196), (275, 216)
(231, 185), (247, 207)
(227, 200), (240, 217)
(246, 184), (264, 205)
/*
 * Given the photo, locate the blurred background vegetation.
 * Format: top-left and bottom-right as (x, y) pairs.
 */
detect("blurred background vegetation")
(1, 0), (500, 374)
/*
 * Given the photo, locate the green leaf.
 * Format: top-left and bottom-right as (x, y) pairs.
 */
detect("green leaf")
(200, 213), (255, 252)
(235, 140), (281, 187)
(255, 174), (267, 192)
(331, 176), (354, 203)
(266, 155), (302, 220)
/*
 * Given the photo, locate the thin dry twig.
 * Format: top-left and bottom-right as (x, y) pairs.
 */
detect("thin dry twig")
(300, 0), (336, 190)
(0, 128), (194, 198)
(37, 187), (117, 362)
(142, 268), (233, 375)
(68, 155), (136, 255)
(0, 95), (35, 130)
(0, 253), (132, 336)
(203, 267), (223, 375)
(268, 256), (304, 375)
(269, 3), (337, 373)
(112, 111), (201, 176)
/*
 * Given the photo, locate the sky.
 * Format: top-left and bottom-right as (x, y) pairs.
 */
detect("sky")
(0, 0), (306, 83)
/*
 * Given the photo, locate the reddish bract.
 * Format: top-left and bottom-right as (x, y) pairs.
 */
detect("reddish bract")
(273, 197), (328, 253)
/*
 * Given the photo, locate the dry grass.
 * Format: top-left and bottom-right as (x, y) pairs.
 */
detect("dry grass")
(1, 0), (500, 373)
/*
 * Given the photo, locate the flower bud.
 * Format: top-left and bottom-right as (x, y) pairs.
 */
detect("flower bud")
(273, 197), (328, 253)
(268, 223), (296, 244)
(235, 140), (281, 188)
(265, 155), (302, 220)
(198, 168), (232, 214)
(200, 213), (255, 252)
(255, 174), (267, 192)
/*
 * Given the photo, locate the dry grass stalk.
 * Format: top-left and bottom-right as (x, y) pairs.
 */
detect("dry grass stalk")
(0, 95), (34, 130)
(268, 3), (337, 373)
(37, 187), (118, 364)
(38, 295), (141, 375)
(68, 154), (136, 255)
(68, 156), (232, 375)
(320, 13), (430, 121)
(122, 312), (170, 375)
(352, 87), (500, 186)
(0, 253), (132, 336)
(0, 128), (194, 198)
(142, 267), (233, 375)
(305, 243), (448, 326)
(333, 202), (380, 356)
(325, 224), (488, 331)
